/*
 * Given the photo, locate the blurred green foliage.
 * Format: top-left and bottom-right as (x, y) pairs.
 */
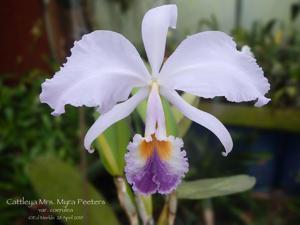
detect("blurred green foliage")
(177, 175), (256, 199)
(0, 71), (80, 159)
(27, 155), (120, 225)
(0, 70), (81, 224)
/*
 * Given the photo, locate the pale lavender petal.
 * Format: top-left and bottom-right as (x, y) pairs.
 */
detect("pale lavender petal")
(40, 31), (151, 116)
(142, 5), (177, 75)
(159, 31), (270, 107)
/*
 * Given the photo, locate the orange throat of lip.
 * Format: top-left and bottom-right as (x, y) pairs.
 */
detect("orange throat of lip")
(139, 135), (171, 161)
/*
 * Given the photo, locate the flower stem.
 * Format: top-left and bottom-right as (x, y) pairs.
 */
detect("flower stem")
(202, 199), (215, 225)
(158, 191), (177, 225)
(114, 177), (138, 225)
(135, 194), (154, 225)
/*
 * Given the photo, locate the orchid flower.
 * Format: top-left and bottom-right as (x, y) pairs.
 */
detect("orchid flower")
(40, 5), (270, 195)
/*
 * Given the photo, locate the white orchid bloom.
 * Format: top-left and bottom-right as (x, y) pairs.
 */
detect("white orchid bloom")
(40, 5), (270, 195)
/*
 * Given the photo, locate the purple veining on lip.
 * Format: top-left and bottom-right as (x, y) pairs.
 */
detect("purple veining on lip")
(129, 148), (181, 195)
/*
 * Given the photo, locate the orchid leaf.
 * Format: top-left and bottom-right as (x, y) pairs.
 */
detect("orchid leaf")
(141, 195), (153, 216)
(100, 118), (130, 170)
(27, 156), (120, 225)
(177, 116), (193, 137)
(132, 88), (147, 122)
(95, 135), (119, 175)
(95, 117), (131, 176)
(161, 97), (178, 136)
(136, 98), (147, 122)
(157, 205), (168, 225)
(177, 175), (256, 199)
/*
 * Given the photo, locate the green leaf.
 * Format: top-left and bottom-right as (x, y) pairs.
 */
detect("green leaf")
(136, 98), (147, 122)
(140, 195), (153, 216)
(94, 114), (131, 176)
(114, 119), (131, 170)
(177, 175), (256, 199)
(132, 88), (147, 122)
(95, 135), (120, 175)
(161, 97), (178, 136)
(177, 116), (193, 138)
(27, 156), (120, 225)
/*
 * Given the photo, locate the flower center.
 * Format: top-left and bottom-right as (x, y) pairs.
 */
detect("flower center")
(139, 135), (172, 161)
(150, 79), (159, 90)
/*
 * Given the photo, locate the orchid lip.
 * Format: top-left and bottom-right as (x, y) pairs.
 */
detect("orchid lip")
(125, 134), (189, 195)
(126, 80), (188, 195)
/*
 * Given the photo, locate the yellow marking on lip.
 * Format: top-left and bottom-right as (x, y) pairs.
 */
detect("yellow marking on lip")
(139, 135), (171, 161)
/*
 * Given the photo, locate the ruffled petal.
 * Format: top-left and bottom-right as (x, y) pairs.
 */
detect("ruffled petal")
(40, 30), (151, 116)
(125, 134), (188, 195)
(161, 88), (233, 156)
(142, 4), (177, 75)
(159, 31), (270, 107)
(84, 88), (149, 153)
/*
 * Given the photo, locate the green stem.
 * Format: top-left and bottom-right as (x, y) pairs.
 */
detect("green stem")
(135, 194), (154, 225)
(158, 191), (177, 225)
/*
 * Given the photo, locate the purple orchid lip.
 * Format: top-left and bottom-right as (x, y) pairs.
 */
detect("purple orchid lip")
(130, 148), (181, 194)
(125, 134), (189, 195)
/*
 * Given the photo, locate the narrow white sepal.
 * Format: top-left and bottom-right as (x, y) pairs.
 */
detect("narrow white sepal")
(161, 88), (233, 156)
(84, 87), (149, 152)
